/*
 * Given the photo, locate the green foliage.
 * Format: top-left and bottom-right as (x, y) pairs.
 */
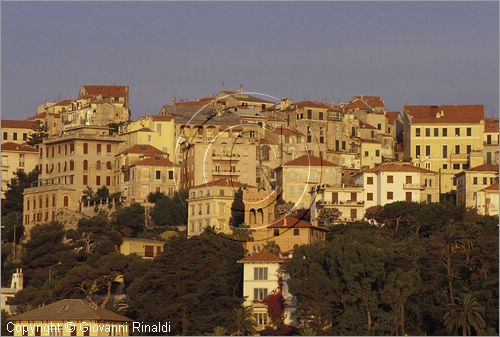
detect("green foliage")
(444, 293), (486, 336)
(127, 232), (244, 335)
(112, 203), (145, 237)
(229, 188), (245, 228)
(316, 207), (341, 227)
(26, 127), (47, 146)
(147, 191), (166, 204)
(96, 186), (110, 201)
(150, 190), (188, 226)
(1, 212), (23, 243)
(2, 167), (39, 215)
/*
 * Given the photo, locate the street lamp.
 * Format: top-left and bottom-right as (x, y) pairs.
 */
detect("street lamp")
(48, 262), (62, 285)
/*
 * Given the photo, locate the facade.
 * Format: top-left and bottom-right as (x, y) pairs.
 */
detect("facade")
(312, 184), (365, 222)
(473, 183), (499, 216)
(1, 120), (39, 144)
(7, 299), (131, 336)
(118, 238), (165, 259)
(355, 163), (440, 212)
(238, 251), (296, 330)
(455, 164), (499, 208)
(275, 155), (341, 208)
(22, 126), (122, 235)
(483, 119), (499, 165)
(402, 104), (485, 193)
(1, 269), (23, 315)
(1, 142), (38, 199)
(119, 115), (175, 156)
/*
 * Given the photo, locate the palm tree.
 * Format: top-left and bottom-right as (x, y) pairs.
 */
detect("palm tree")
(230, 307), (257, 336)
(205, 326), (227, 336)
(444, 293), (486, 336)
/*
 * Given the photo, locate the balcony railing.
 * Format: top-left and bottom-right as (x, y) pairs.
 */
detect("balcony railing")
(403, 183), (424, 190)
(212, 153), (241, 160)
(212, 169), (240, 176)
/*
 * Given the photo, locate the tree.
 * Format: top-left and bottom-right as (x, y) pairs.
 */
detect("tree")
(1, 212), (23, 243)
(444, 293), (486, 336)
(150, 190), (188, 226)
(275, 201), (295, 218)
(147, 191), (166, 204)
(316, 208), (341, 227)
(2, 167), (39, 215)
(364, 205), (383, 223)
(263, 288), (286, 327)
(230, 307), (257, 336)
(112, 203), (145, 237)
(26, 127), (47, 146)
(95, 186), (110, 202)
(230, 188), (245, 228)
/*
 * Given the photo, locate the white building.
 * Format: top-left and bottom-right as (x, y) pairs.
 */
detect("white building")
(473, 183), (499, 216)
(1, 268), (23, 314)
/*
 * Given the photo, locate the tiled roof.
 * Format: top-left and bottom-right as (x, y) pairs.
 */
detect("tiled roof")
(52, 99), (74, 106)
(386, 111), (401, 124)
(1, 142), (38, 153)
(351, 95), (385, 108)
(135, 156), (175, 167)
(238, 250), (283, 263)
(122, 237), (165, 244)
(483, 183), (499, 191)
(485, 118), (499, 132)
(81, 85), (128, 98)
(283, 155), (336, 167)
(120, 144), (164, 155)
(1, 119), (39, 130)
(190, 178), (251, 190)
(267, 216), (329, 232)
(8, 299), (131, 322)
(466, 164), (499, 172)
(292, 101), (331, 109)
(149, 114), (174, 122)
(359, 121), (376, 129)
(403, 105), (484, 124)
(364, 163), (436, 174)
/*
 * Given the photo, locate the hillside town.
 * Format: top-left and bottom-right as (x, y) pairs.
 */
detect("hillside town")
(1, 84), (499, 336)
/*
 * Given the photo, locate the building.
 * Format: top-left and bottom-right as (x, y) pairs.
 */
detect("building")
(1, 120), (39, 144)
(7, 299), (131, 336)
(1, 142), (38, 199)
(246, 216), (328, 254)
(118, 238), (165, 259)
(473, 183), (499, 216)
(187, 178), (256, 237)
(311, 184), (365, 222)
(483, 118), (499, 165)
(402, 104), (485, 193)
(22, 126), (122, 235)
(1, 269), (23, 315)
(355, 163), (440, 212)
(275, 155), (341, 208)
(455, 164), (499, 208)
(238, 251), (296, 330)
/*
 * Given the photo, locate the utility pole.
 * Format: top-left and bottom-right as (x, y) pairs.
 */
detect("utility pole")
(13, 213), (18, 261)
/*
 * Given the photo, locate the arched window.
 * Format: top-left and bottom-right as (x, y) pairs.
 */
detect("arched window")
(33, 198), (36, 210)
(27, 198), (30, 210)
(257, 209), (264, 225)
(45, 196), (49, 208)
(63, 195), (69, 207)
(83, 160), (88, 171)
(250, 209), (256, 225)
(106, 161), (112, 170)
(96, 161), (101, 170)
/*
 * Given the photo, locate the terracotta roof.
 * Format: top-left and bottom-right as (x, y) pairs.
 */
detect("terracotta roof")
(351, 95), (385, 108)
(219, 91), (274, 104)
(91, 98), (112, 104)
(268, 216), (329, 232)
(81, 85), (128, 98)
(190, 178), (251, 190)
(149, 114), (173, 121)
(238, 250), (283, 263)
(386, 111), (401, 124)
(8, 299), (131, 322)
(174, 96), (214, 107)
(122, 237), (165, 244)
(1, 142), (38, 153)
(364, 163), (437, 174)
(283, 155), (336, 167)
(52, 99), (74, 106)
(403, 105), (484, 124)
(1, 120), (39, 130)
(272, 127), (303, 136)
(466, 164), (499, 172)
(485, 118), (499, 132)
(120, 144), (164, 155)
(292, 101), (331, 109)
(135, 156), (175, 167)
(359, 121), (376, 129)
(482, 183), (499, 191)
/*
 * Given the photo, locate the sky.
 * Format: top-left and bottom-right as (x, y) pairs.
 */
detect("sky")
(1, 1), (499, 120)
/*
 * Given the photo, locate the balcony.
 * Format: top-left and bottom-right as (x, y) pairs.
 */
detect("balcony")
(318, 200), (364, 207)
(212, 169), (240, 176)
(212, 153), (241, 161)
(403, 183), (424, 190)
(450, 153), (468, 162)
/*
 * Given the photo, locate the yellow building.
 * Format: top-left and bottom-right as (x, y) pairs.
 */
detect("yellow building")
(1, 142), (38, 199)
(360, 139), (382, 169)
(473, 183), (499, 216)
(1, 119), (39, 144)
(402, 104), (485, 193)
(483, 119), (499, 165)
(275, 155), (341, 208)
(118, 238), (165, 259)
(187, 178), (256, 237)
(312, 184), (365, 222)
(119, 115), (175, 156)
(238, 251), (296, 330)
(7, 299), (131, 336)
(455, 164), (499, 208)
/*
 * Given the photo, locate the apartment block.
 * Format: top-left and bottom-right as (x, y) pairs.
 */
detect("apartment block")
(455, 164), (499, 208)
(1, 142), (38, 199)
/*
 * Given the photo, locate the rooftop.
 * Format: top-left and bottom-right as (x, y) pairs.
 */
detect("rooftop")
(386, 111), (401, 124)
(267, 215), (329, 232)
(1, 142), (38, 153)
(120, 144), (164, 156)
(485, 118), (499, 133)
(403, 104), (484, 124)
(282, 155), (336, 167)
(135, 156), (176, 167)
(364, 163), (436, 174)
(466, 164), (499, 172)
(238, 250), (283, 263)
(1, 119), (39, 130)
(81, 85), (128, 98)
(190, 178), (252, 190)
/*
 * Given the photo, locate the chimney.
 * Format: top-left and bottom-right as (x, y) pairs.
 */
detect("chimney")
(171, 97), (177, 105)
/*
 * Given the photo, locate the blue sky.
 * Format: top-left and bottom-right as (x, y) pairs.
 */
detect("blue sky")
(2, 1), (498, 119)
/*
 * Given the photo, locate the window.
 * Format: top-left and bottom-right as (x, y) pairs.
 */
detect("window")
(453, 164), (460, 170)
(145, 245), (154, 258)
(13, 132), (17, 141)
(2, 132), (7, 140)
(473, 177), (478, 185)
(83, 143), (88, 154)
(434, 128), (439, 137)
(273, 228), (280, 236)
(220, 189), (225, 196)
(406, 176), (412, 184)
(443, 128), (447, 137)
(319, 111), (324, 120)
(83, 160), (88, 170)
(106, 161), (112, 170)
(483, 177), (487, 185)
(293, 228), (300, 236)
(466, 145), (471, 154)
(425, 145), (430, 156)
(254, 267), (268, 280)
(107, 144), (111, 153)
(97, 144), (102, 154)
(69, 160), (74, 171)
(375, 149), (380, 157)
(387, 192), (393, 200)
(96, 176), (101, 185)
(415, 128), (421, 137)
(466, 128), (472, 136)
(19, 154), (25, 167)
(63, 195), (69, 207)
(96, 161), (101, 170)
(156, 170), (161, 180)
(377, 123), (382, 130)
(70, 143), (74, 154)
(415, 145), (420, 157)
(425, 128), (430, 137)
(406, 192), (412, 202)
(206, 204), (210, 214)
(307, 109), (312, 119)
(367, 177), (374, 185)
(387, 175), (394, 183)
(350, 209), (357, 219)
(254, 288), (268, 301)
(254, 313), (268, 326)
(364, 151), (369, 157)
(455, 145), (460, 154)
(168, 170), (174, 179)
(106, 176), (111, 186)
(455, 128), (460, 136)
(443, 145), (448, 158)
(83, 175), (88, 185)
(443, 164), (448, 169)
(487, 134), (492, 144)
(367, 193), (373, 201)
